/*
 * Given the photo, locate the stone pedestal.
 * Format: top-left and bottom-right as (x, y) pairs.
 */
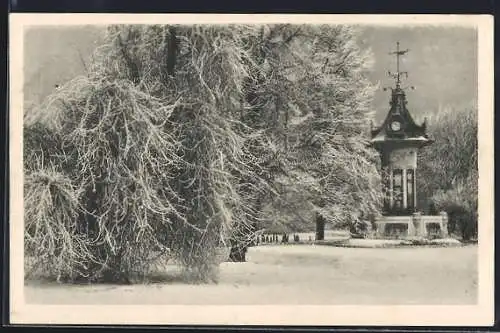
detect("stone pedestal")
(373, 212), (448, 239)
(411, 212), (421, 237)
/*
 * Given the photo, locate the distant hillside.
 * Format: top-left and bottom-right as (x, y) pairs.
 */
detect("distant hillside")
(23, 25), (477, 123)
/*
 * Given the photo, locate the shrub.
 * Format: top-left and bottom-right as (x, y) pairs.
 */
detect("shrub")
(431, 172), (478, 241)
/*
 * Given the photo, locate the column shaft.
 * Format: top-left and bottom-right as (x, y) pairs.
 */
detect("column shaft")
(402, 168), (407, 209)
(413, 169), (417, 211)
(389, 168), (393, 210)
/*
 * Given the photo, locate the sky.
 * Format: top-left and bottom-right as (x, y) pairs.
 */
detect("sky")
(359, 25), (477, 123)
(23, 25), (477, 124)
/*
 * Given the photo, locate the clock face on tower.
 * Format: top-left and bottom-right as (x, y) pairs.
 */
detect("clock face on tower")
(390, 121), (401, 131)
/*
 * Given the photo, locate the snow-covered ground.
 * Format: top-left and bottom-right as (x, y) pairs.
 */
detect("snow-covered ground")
(335, 238), (463, 248)
(25, 244), (477, 305)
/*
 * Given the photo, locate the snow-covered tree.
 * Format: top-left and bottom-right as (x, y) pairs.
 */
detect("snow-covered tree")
(24, 25), (261, 282)
(240, 25), (383, 235)
(24, 24), (385, 281)
(418, 106), (478, 240)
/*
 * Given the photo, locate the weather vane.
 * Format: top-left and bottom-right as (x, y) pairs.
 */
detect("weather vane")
(383, 42), (415, 92)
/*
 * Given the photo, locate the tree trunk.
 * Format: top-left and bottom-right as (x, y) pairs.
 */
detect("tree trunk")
(316, 213), (325, 241)
(166, 26), (178, 76)
(229, 245), (247, 262)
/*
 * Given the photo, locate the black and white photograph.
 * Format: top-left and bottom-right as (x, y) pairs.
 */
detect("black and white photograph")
(9, 14), (494, 326)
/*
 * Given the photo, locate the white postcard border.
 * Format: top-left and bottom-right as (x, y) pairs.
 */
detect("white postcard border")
(9, 14), (495, 326)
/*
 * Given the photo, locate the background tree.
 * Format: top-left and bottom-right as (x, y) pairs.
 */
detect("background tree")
(418, 106), (478, 240)
(232, 25), (384, 239)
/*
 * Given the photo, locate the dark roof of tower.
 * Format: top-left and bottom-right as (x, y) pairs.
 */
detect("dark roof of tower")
(370, 87), (431, 142)
(369, 42), (433, 148)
